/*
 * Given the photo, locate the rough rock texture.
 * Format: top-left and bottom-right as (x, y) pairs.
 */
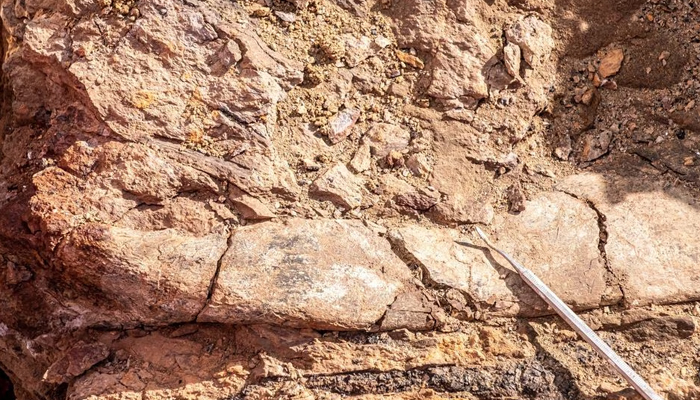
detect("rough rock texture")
(392, 191), (615, 317)
(1, 0), (700, 398)
(558, 172), (700, 307)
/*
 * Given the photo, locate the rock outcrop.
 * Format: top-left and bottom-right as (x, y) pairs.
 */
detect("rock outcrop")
(1, 0), (699, 398)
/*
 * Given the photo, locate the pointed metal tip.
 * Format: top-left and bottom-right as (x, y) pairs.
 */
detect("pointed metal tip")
(474, 226), (488, 241)
(474, 227), (497, 251)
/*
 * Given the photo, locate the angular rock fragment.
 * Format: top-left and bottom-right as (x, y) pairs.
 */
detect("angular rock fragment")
(309, 163), (364, 209)
(396, 50), (424, 69)
(429, 195), (494, 225)
(229, 188), (276, 220)
(406, 153), (432, 177)
(199, 219), (411, 329)
(349, 141), (372, 173)
(365, 123), (411, 157)
(506, 183), (526, 213)
(503, 42), (522, 78)
(43, 342), (109, 384)
(505, 16), (553, 67)
(599, 48), (624, 78)
(395, 188), (440, 211)
(327, 108), (361, 144)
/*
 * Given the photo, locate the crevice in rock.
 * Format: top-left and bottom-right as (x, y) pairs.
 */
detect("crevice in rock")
(195, 227), (234, 321)
(0, 367), (15, 400)
(385, 233), (478, 317)
(558, 190), (626, 306)
(238, 360), (566, 398)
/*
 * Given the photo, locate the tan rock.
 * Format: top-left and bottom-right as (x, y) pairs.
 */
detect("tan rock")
(558, 172), (700, 307)
(428, 194), (494, 225)
(349, 141), (372, 172)
(406, 153), (432, 177)
(392, 191), (613, 316)
(57, 224), (228, 326)
(229, 188), (276, 220)
(310, 163), (364, 209)
(199, 219), (411, 329)
(396, 50), (424, 69)
(599, 48), (624, 78)
(505, 16), (553, 67)
(365, 123), (411, 157)
(503, 42), (522, 78)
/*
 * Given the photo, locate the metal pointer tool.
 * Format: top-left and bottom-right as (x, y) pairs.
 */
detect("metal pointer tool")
(474, 227), (664, 400)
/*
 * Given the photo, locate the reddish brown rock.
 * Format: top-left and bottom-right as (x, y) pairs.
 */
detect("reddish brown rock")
(43, 343), (109, 384)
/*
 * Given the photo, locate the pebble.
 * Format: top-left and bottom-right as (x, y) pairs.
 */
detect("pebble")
(327, 108), (360, 144)
(274, 11), (296, 22)
(396, 50), (424, 69)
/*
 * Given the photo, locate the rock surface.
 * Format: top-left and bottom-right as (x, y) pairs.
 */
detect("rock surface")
(558, 172), (700, 307)
(392, 191), (614, 316)
(199, 219), (412, 329)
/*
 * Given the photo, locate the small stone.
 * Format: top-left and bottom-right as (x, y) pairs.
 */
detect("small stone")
(503, 42), (521, 78)
(309, 163), (364, 209)
(396, 50), (424, 69)
(406, 153), (432, 177)
(598, 48), (624, 78)
(229, 188), (276, 220)
(327, 108), (360, 144)
(579, 130), (612, 162)
(429, 195), (494, 225)
(274, 10), (296, 22)
(5, 262), (32, 285)
(303, 158), (321, 171)
(506, 183), (526, 213)
(581, 88), (595, 105)
(395, 187), (440, 211)
(374, 35), (392, 49)
(249, 4), (270, 17)
(365, 123), (410, 157)
(386, 150), (404, 168)
(349, 142), (371, 173)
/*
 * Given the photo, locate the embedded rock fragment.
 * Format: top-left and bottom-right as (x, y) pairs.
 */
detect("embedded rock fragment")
(309, 163), (364, 209)
(503, 42), (522, 78)
(505, 16), (553, 67)
(199, 219), (412, 329)
(365, 123), (411, 158)
(349, 141), (372, 173)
